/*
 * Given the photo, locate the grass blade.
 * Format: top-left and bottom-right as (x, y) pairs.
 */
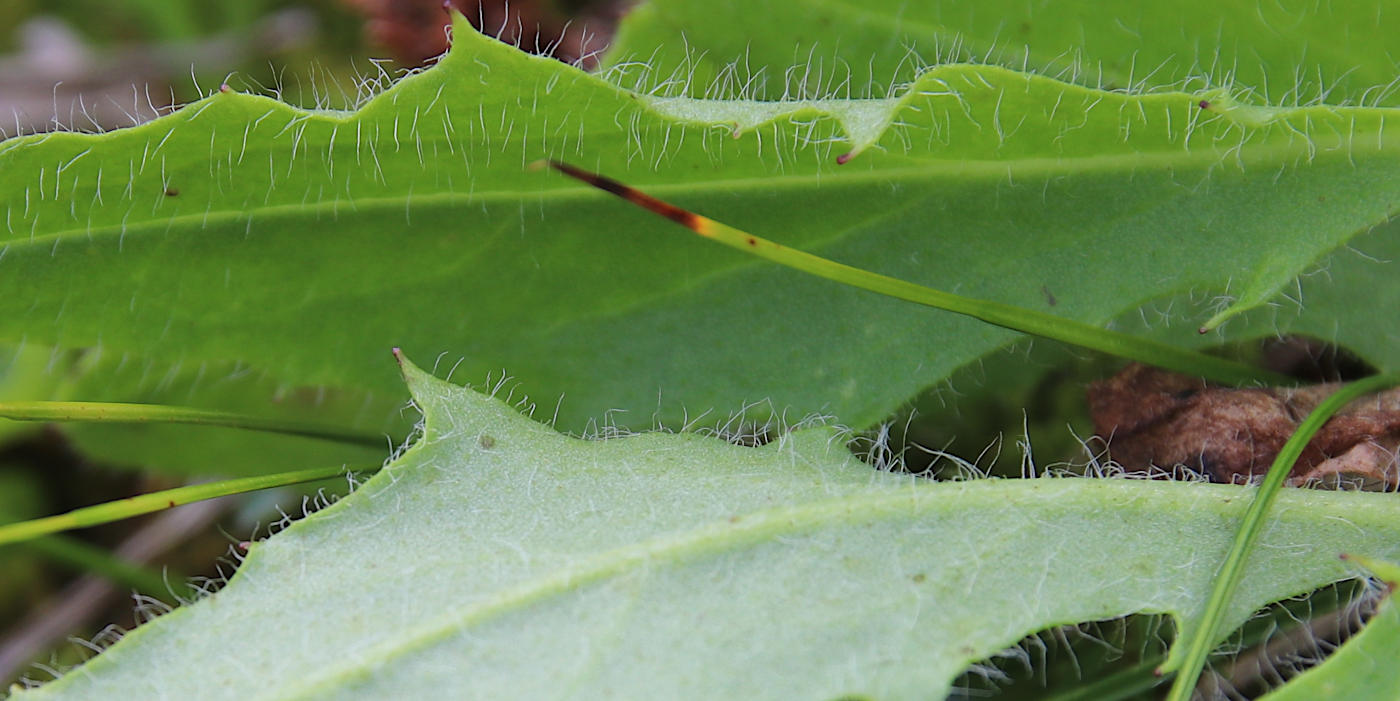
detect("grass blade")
(0, 464), (377, 547)
(1164, 372), (1400, 699)
(542, 161), (1291, 387)
(0, 401), (386, 448)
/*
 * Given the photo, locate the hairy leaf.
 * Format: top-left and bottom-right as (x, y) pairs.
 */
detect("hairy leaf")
(3, 13), (1398, 442)
(604, 0), (1400, 105)
(1260, 555), (1400, 700)
(13, 356), (1400, 699)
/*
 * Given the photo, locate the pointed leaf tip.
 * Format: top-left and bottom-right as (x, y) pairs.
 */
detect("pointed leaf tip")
(391, 349), (439, 403)
(1343, 553), (1400, 585)
(391, 348), (427, 385)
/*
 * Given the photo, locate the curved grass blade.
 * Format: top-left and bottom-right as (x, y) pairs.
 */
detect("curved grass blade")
(542, 161), (1291, 388)
(0, 400), (386, 448)
(0, 464), (378, 547)
(1164, 372), (1400, 699)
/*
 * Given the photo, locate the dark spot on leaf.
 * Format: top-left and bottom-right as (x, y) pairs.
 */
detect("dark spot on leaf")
(1198, 99), (1211, 109)
(746, 237), (757, 246)
(479, 434), (496, 449)
(1041, 284), (1057, 306)
(912, 573), (926, 583)
(164, 187), (179, 197)
(168, 500), (176, 508)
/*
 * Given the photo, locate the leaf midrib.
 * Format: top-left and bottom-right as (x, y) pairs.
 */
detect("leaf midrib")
(3, 130), (1363, 252)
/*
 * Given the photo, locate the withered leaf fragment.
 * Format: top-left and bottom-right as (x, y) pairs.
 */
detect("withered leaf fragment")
(1089, 364), (1400, 488)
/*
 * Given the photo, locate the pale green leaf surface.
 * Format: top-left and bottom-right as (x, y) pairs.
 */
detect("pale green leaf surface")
(3, 15), (1399, 437)
(1260, 557), (1400, 701)
(15, 357), (1400, 699)
(604, 0), (1400, 105)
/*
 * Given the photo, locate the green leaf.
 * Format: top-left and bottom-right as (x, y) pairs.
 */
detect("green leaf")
(604, 0), (1400, 105)
(14, 355), (1400, 699)
(4, 12), (1398, 437)
(1260, 555), (1400, 700)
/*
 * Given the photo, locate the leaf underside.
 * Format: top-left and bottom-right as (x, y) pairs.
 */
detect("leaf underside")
(14, 358), (1400, 700)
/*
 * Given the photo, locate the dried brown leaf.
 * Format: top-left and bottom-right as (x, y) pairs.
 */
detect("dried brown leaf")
(1089, 364), (1400, 487)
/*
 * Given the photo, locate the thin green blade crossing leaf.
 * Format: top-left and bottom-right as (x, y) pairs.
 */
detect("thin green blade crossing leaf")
(542, 159), (1287, 386)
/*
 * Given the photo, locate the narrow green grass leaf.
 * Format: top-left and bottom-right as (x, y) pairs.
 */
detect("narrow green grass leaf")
(543, 159), (1288, 386)
(0, 400), (385, 448)
(0, 464), (370, 547)
(0, 344), (397, 477)
(1165, 373), (1400, 698)
(13, 355), (1400, 699)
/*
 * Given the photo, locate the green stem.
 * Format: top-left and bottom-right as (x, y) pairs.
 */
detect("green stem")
(695, 216), (1286, 386)
(0, 400), (385, 448)
(0, 464), (377, 547)
(1164, 372), (1400, 700)
(544, 161), (1291, 387)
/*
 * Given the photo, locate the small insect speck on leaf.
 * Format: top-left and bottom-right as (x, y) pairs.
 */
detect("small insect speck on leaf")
(478, 434), (496, 449)
(912, 573), (927, 583)
(1198, 99), (1211, 109)
(164, 187), (179, 197)
(1041, 284), (1057, 306)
